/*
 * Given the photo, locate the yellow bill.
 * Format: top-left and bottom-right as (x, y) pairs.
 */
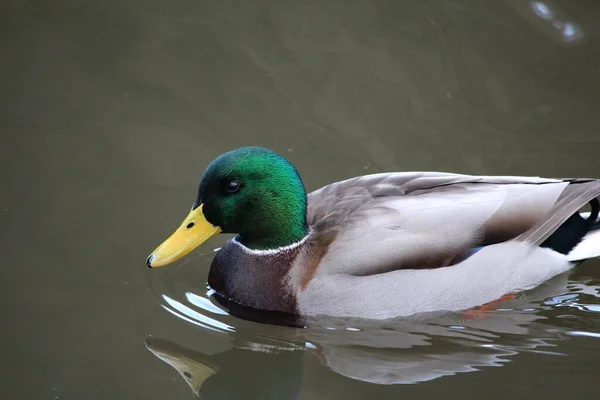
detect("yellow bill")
(147, 204), (221, 268)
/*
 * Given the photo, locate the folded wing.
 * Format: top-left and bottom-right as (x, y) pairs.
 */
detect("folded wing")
(306, 172), (598, 276)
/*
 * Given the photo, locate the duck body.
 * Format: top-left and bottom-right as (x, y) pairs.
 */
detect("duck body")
(148, 148), (600, 320)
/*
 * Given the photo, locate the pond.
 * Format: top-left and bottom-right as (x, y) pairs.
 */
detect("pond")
(2, 0), (600, 399)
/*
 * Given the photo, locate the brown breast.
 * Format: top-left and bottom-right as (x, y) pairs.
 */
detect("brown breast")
(207, 239), (305, 314)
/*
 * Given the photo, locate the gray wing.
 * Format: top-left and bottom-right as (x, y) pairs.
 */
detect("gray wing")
(306, 172), (598, 276)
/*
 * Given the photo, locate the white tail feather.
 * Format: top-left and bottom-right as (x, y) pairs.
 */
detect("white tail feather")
(568, 229), (600, 261)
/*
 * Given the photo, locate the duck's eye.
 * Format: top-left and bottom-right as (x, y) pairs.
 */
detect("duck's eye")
(225, 180), (241, 193)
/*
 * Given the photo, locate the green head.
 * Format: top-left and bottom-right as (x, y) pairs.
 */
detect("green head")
(148, 147), (309, 267)
(195, 147), (308, 250)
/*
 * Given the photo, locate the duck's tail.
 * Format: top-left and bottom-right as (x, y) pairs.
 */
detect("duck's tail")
(515, 179), (600, 262)
(567, 212), (600, 261)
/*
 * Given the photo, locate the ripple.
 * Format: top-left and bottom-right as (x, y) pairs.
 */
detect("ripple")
(147, 258), (600, 395)
(185, 292), (229, 316)
(567, 331), (600, 339)
(161, 294), (235, 333)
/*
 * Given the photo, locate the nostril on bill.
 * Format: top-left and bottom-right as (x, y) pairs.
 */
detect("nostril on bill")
(186, 222), (195, 229)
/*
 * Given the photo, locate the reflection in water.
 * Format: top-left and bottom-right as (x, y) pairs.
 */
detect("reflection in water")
(162, 294), (234, 333)
(146, 337), (305, 399)
(146, 339), (220, 396)
(511, 1), (585, 44)
(147, 271), (600, 395)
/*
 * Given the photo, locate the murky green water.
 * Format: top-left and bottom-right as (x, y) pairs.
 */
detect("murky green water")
(2, 0), (600, 398)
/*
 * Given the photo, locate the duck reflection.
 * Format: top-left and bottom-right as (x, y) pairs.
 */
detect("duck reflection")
(145, 336), (305, 399)
(146, 271), (600, 396)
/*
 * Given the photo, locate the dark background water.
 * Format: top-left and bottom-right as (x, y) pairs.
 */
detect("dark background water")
(2, 0), (600, 399)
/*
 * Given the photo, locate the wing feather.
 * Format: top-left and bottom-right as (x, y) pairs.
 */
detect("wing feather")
(305, 172), (574, 276)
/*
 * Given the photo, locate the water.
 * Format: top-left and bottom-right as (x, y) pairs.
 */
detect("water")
(145, 251), (600, 398)
(2, 0), (600, 398)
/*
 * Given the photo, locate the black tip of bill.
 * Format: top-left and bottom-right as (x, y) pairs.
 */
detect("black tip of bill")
(146, 254), (154, 268)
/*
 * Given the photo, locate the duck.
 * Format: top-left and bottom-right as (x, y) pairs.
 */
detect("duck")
(147, 146), (600, 320)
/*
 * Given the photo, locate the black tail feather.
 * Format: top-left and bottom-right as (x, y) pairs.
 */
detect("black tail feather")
(591, 216), (600, 231)
(541, 197), (599, 254)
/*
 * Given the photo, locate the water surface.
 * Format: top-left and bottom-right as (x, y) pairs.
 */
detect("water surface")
(2, 0), (600, 398)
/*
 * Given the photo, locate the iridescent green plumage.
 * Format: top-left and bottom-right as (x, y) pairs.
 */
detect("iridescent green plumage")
(197, 147), (309, 250)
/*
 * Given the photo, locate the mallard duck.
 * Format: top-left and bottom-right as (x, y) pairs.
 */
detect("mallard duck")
(147, 147), (600, 320)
